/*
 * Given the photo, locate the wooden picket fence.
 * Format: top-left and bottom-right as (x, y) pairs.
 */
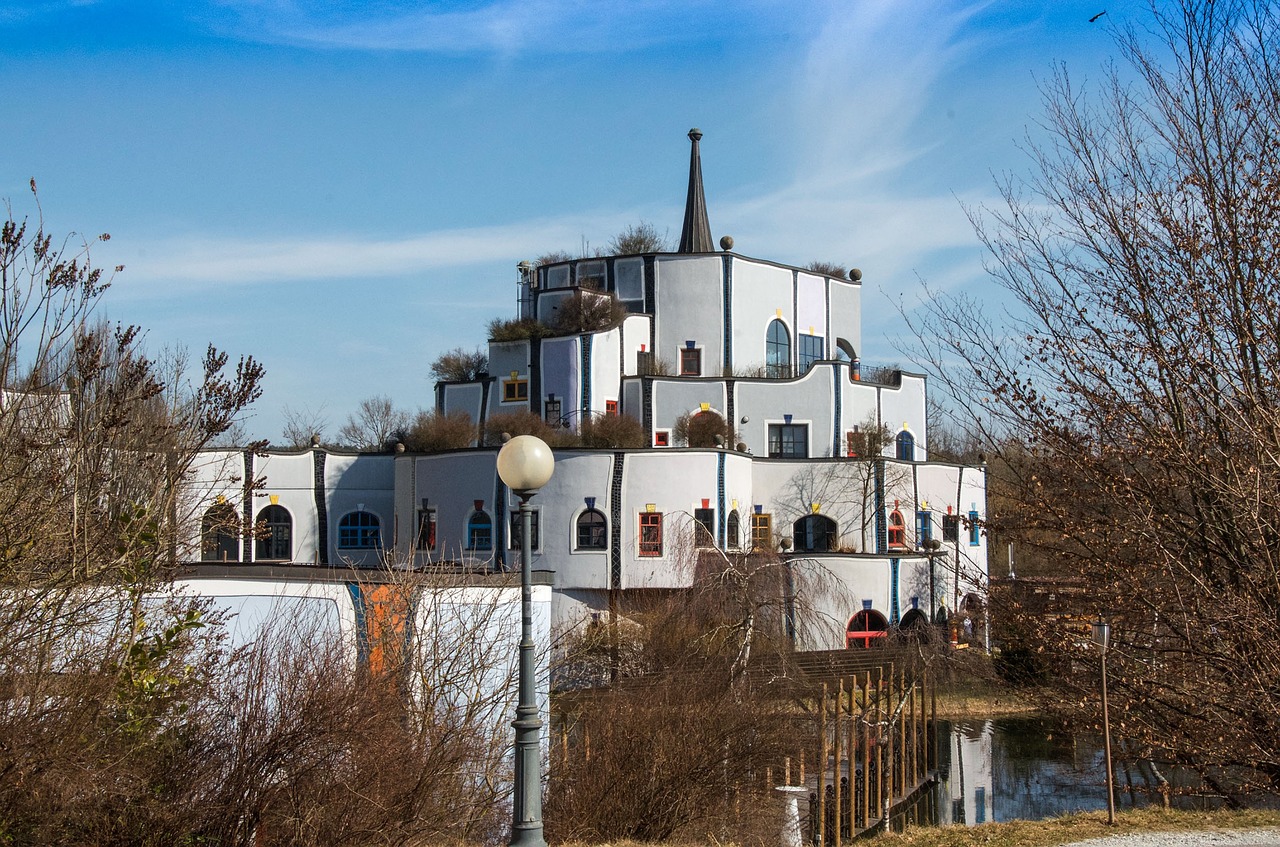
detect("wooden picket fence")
(793, 661), (937, 843)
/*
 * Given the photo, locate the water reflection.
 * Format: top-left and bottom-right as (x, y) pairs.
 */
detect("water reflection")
(934, 716), (1164, 825)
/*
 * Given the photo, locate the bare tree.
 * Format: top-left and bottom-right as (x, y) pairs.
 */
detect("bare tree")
(0, 185), (265, 841)
(429, 346), (488, 383)
(547, 526), (841, 843)
(908, 0), (1280, 798)
(608, 221), (669, 254)
(280, 403), (328, 448)
(336, 395), (409, 450)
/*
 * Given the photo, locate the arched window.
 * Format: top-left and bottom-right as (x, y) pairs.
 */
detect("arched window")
(338, 510), (381, 550)
(846, 609), (889, 648)
(766, 319), (791, 378)
(576, 509), (607, 550)
(467, 511), (493, 551)
(887, 509), (906, 549)
(896, 430), (915, 461)
(726, 510), (741, 550)
(793, 514), (837, 553)
(255, 504), (292, 561)
(899, 608), (930, 636)
(201, 503), (239, 562)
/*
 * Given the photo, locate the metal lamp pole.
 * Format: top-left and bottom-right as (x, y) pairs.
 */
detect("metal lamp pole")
(496, 435), (555, 847)
(1092, 619), (1116, 825)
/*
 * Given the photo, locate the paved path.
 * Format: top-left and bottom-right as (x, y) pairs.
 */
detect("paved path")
(1060, 830), (1280, 847)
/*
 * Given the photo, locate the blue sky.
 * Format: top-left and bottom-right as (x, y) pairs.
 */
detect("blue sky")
(1, 0), (1124, 442)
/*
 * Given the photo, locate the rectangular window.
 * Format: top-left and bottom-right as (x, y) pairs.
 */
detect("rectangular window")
(544, 397), (562, 426)
(751, 513), (773, 551)
(639, 512), (663, 557)
(916, 514), (936, 547)
(654, 431), (670, 447)
(636, 351), (656, 375)
(968, 510), (981, 546)
(576, 260), (606, 290)
(768, 423), (809, 458)
(467, 515), (492, 551)
(605, 400), (618, 416)
(916, 511), (932, 547)
(694, 507), (715, 546)
(509, 510), (541, 550)
(798, 334), (825, 373)
(680, 348), (702, 376)
(942, 514), (959, 543)
(416, 509), (437, 550)
(503, 379), (528, 402)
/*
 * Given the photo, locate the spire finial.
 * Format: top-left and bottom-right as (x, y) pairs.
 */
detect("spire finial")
(678, 128), (713, 253)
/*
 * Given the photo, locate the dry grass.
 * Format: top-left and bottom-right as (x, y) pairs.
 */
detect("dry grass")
(875, 808), (1280, 847)
(553, 808), (1280, 847)
(932, 678), (1038, 719)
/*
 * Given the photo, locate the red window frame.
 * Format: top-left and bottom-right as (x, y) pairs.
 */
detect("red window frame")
(639, 512), (663, 557)
(887, 509), (906, 549)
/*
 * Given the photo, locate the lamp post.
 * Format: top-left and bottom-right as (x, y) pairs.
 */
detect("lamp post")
(496, 434), (555, 847)
(1091, 619), (1116, 825)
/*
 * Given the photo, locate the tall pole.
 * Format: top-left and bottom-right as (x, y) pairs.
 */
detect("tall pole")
(496, 434), (554, 847)
(1100, 645), (1116, 826)
(510, 491), (546, 847)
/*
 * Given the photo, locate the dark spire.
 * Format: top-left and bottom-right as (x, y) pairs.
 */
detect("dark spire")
(677, 128), (713, 253)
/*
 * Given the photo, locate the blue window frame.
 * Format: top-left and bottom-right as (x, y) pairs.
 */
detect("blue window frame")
(338, 510), (381, 549)
(798, 334), (824, 373)
(467, 511), (493, 551)
(916, 511), (932, 547)
(766, 319), (791, 378)
(896, 430), (915, 460)
(968, 510), (981, 546)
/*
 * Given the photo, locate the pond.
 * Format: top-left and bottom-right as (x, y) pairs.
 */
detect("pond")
(932, 716), (1220, 825)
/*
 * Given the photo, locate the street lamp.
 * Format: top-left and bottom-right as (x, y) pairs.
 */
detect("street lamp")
(496, 434), (555, 847)
(1091, 618), (1116, 825)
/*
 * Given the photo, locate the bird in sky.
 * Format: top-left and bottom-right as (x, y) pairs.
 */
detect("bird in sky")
(1089, 10), (1107, 22)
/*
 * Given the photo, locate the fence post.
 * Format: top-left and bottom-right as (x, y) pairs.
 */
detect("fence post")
(818, 683), (827, 847)
(833, 678), (842, 847)
(847, 679), (855, 838)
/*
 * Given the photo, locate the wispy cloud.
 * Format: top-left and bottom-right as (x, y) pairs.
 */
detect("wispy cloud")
(111, 209), (661, 295)
(201, 0), (784, 54)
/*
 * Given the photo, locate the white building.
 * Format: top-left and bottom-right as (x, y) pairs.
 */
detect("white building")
(187, 129), (988, 651)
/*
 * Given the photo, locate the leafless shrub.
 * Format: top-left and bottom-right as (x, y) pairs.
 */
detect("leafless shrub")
(608, 221), (669, 254)
(579, 412), (646, 448)
(401, 408), (477, 452)
(673, 409), (736, 448)
(430, 346), (489, 383)
(550, 292), (627, 335)
(481, 411), (580, 449)
(547, 533), (841, 843)
(487, 317), (555, 342)
(536, 251), (574, 267)
(805, 261), (847, 279)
